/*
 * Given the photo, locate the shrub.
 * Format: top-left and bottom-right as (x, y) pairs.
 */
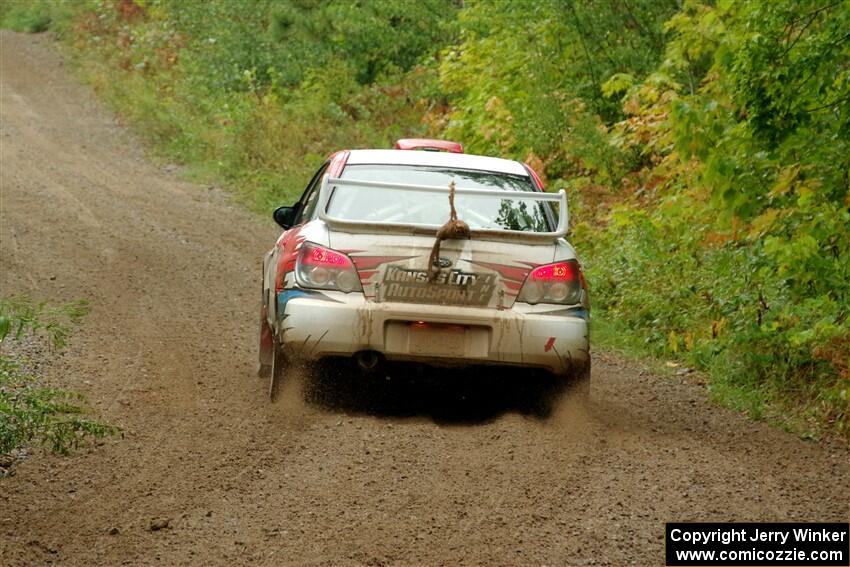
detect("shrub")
(0, 297), (117, 456)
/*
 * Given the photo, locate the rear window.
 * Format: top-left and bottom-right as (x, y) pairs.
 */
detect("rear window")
(325, 165), (552, 232)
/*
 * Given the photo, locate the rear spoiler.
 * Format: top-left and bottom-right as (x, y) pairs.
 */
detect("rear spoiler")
(316, 176), (569, 244)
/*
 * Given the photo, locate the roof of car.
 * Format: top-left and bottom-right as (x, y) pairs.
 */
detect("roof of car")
(345, 149), (529, 176)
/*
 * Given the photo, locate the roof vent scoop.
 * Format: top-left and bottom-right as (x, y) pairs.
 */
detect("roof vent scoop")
(394, 138), (464, 153)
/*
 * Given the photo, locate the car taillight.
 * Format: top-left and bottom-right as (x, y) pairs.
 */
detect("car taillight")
(517, 259), (585, 305)
(295, 242), (362, 293)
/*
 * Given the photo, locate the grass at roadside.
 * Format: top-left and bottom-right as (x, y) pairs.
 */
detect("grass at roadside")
(0, 0), (50, 32)
(0, 297), (117, 464)
(23, 0), (449, 214)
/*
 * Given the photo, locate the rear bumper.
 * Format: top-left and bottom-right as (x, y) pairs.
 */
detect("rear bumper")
(276, 290), (589, 375)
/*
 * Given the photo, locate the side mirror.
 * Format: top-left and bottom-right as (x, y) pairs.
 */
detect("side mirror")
(273, 205), (297, 229)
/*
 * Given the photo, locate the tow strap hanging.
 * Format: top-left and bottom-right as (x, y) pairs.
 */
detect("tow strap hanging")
(427, 180), (470, 282)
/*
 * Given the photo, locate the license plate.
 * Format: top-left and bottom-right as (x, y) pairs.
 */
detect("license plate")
(408, 323), (466, 357)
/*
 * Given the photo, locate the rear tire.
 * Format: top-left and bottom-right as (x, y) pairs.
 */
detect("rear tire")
(268, 337), (287, 401)
(258, 283), (273, 378)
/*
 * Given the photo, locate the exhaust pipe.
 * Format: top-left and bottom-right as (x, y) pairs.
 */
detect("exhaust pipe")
(355, 350), (382, 372)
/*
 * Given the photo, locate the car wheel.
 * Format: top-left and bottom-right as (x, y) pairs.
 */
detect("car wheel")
(258, 287), (273, 379)
(268, 336), (287, 400)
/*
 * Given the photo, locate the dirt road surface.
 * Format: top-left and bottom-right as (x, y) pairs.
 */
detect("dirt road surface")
(0, 31), (847, 567)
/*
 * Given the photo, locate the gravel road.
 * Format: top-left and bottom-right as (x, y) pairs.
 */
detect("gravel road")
(1, 31), (847, 567)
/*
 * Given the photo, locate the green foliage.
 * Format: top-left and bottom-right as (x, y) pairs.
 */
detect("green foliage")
(724, 1), (850, 148)
(580, 0), (850, 438)
(0, 357), (116, 455)
(0, 297), (116, 456)
(0, 0), (52, 32)
(440, 0), (677, 174)
(54, 0), (456, 210)
(0, 0), (76, 33)
(270, 0), (457, 86)
(0, 296), (88, 348)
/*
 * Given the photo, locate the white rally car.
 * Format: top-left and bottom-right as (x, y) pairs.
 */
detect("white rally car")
(259, 139), (590, 397)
